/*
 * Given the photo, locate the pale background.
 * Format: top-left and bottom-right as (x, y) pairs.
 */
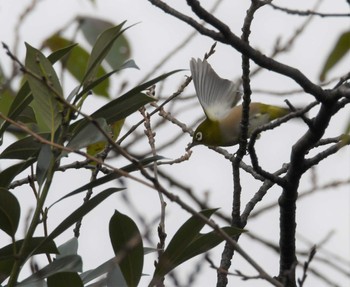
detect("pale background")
(0, 0), (349, 286)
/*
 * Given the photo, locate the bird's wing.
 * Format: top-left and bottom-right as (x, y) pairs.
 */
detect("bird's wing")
(190, 58), (241, 121)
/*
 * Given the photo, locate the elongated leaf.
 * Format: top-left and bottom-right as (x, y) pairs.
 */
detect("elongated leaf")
(0, 188), (20, 237)
(150, 209), (218, 285)
(177, 226), (244, 267)
(18, 255), (82, 286)
(48, 155), (162, 208)
(79, 16), (131, 70)
(0, 158), (36, 188)
(25, 43), (63, 134)
(47, 42), (78, 65)
(81, 22), (125, 86)
(320, 30), (350, 81)
(109, 210), (143, 287)
(0, 134), (45, 159)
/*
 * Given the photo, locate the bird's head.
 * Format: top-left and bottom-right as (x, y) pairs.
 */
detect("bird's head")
(189, 118), (223, 148)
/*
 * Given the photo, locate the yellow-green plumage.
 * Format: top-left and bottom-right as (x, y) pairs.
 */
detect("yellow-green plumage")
(189, 58), (291, 148)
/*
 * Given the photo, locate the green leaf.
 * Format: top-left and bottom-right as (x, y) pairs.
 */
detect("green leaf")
(47, 272), (83, 287)
(25, 43), (63, 134)
(0, 237), (58, 283)
(109, 210), (143, 287)
(0, 188), (20, 237)
(319, 30), (350, 81)
(46, 42), (78, 65)
(44, 35), (109, 97)
(17, 255), (82, 286)
(150, 209), (221, 285)
(80, 22), (127, 92)
(78, 16), (131, 70)
(48, 155), (162, 208)
(0, 134), (45, 159)
(0, 88), (14, 116)
(179, 226), (244, 266)
(0, 158), (36, 188)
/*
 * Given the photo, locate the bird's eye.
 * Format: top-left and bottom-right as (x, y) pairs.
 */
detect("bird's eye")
(195, 132), (203, 141)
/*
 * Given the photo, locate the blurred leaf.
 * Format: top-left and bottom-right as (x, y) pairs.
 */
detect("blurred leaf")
(109, 210), (143, 287)
(44, 35), (109, 97)
(25, 43), (63, 134)
(0, 188), (20, 237)
(0, 134), (45, 159)
(17, 255), (82, 286)
(47, 272), (83, 287)
(320, 31), (350, 81)
(0, 89), (14, 116)
(150, 209), (242, 285)
(79, 17), (131, 70)
(0, 237), (58, 283)
(49, 155), (162, 208)
(0, 158), (35, 188)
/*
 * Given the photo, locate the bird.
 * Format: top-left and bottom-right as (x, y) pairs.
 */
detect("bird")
(189, 58), (291, 148)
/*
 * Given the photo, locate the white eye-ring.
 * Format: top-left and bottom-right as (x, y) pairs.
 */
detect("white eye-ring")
(195, 132), (203, 141)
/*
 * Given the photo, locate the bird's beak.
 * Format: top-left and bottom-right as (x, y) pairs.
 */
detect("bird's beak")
(187, 141), (199, 150)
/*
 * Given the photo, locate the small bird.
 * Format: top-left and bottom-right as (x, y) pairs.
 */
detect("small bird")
(189, 58), (290, 148)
